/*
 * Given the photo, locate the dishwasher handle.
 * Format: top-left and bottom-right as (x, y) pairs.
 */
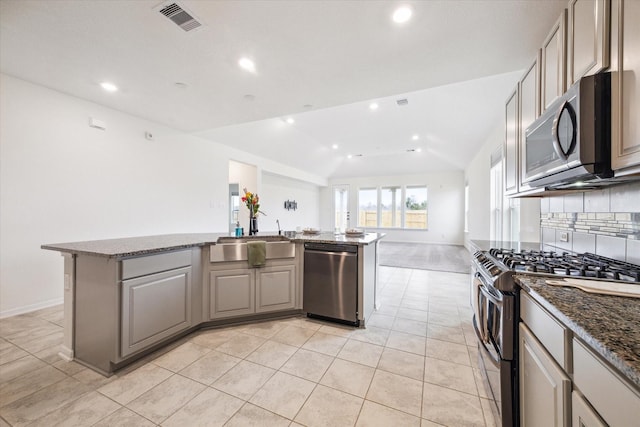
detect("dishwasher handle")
(304, 243), (357, 253)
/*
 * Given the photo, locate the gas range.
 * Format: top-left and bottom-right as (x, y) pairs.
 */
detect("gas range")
(488, 248), (640, 282)
(472, 249), (640, 291)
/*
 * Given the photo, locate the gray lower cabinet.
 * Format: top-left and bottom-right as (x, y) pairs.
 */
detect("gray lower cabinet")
(572, 391), (607, 427)
(519, 323), (571, 427)
(121, 266), (192, 357)
(256, 265), (296, 313)
(208, 264), (296, 319)
(209, 268), (255, 319)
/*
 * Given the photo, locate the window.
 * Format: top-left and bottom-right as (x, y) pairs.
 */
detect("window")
(357, 185), (428, 229)
(380, 187), (401, 228)
(358, 188), (378, 227)
(490, 159), (503, 241)
(464, 184), (469, 233)
(404, 186), (428, 229)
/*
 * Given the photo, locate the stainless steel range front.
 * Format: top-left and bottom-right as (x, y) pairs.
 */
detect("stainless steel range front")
(471, 247), (640, 427)
(471, 251), (518, 427)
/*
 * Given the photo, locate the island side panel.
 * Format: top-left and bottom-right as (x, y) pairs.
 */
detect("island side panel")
(359, 243), (377, 325)
(59, 253), (75, 361)
(74, 255), (119, 375)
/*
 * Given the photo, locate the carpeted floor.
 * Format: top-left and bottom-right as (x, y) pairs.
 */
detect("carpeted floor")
(378, 241), (471, 273)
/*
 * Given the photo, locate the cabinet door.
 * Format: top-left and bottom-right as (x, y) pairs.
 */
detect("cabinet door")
(209, 268), (255, 319)
(255, 265), (296, 313)
(519, 323), (571, 427)
(121, 266), (192, 357)
(611, 0), (640, 171)
(504, 87), (519, 195)
(519, 54), (541, 192)
(572, 391), (607, 427)
(542, 10), (567, 112)
(567, 0), (610, 85)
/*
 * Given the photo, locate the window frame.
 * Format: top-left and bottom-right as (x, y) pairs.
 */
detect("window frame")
(356, 184), (428, 230)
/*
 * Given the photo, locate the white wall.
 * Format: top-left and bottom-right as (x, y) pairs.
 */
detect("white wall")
(320, 172), (465, 244)
(0, 74), (323, 316)
(464, 124), (501, 247)
(260, 172), (320, 232)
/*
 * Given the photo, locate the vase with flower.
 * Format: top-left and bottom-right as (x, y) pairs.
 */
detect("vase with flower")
(241, 188), (266, 235)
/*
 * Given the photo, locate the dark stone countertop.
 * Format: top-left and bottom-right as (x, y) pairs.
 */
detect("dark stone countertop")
(42, 232), (385, 258)
(516, 274), (640, 391)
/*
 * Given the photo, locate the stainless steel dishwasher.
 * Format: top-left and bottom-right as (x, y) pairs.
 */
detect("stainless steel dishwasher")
(303, 242), (358, 326)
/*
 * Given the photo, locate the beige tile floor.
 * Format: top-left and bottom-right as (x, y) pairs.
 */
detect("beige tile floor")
(0, 267), (496, 427)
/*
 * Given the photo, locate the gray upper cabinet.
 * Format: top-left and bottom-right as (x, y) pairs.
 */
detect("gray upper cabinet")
(519, 53), (541, 193)
(611, 0), (640, 173)
(567, 0), (610, 86)
(505, 87), (520, 196)
(541, 10), (567, 112)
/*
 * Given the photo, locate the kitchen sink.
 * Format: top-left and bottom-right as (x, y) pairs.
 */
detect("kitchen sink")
(211, 235), (295, 262)
(216, 235), (291, 243)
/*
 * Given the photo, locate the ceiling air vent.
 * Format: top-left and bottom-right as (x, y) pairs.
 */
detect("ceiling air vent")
(396, 98), (409, 106)
(158, 3), (202, 32)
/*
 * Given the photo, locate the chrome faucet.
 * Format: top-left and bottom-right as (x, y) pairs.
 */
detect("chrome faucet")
(276, 219), (281, 235)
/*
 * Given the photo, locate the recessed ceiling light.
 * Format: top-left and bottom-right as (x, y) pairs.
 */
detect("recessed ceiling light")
(369, 103), (379, 111)
(174, 82), (188, 89)
(392, 6), (413, 23)
(238, 57), (256, 73)
(347, 154), (353, 159)
(286, 117), (295, 124)
(332, 144), (339, 149)
(100, 82), (118, 92)
(412, 134), (419, 141)
(303, 104), (313, 109)
(416, 148), (422, 152)
(243, 94), (255, 101)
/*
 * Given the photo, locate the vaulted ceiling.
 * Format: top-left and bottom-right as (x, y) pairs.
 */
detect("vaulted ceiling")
(0, 0), (567, 178)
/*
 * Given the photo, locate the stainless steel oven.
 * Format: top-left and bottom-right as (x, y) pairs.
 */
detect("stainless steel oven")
(471, 252), (518, 427)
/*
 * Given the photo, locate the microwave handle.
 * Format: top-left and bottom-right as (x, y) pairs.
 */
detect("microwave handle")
(551, 100), (576, 160)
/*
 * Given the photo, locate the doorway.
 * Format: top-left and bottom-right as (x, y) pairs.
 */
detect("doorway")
(333, 184), (350, 233)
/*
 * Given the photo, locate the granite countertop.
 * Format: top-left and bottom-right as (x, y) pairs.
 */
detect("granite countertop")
(42, 232), (385, 258)
(516, 274), (640, 391)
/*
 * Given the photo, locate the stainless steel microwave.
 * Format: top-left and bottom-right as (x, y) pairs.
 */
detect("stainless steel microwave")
(524, 73), (612, 188)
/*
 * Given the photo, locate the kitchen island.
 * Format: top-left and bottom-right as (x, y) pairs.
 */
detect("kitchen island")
(42, 231), (384, 375)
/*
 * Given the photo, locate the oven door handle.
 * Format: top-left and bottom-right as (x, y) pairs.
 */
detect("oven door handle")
(477, 278), (502, 308)
(473, 316), (501, 365)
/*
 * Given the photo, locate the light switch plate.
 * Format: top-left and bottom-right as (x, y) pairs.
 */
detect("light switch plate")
(560, 232), (569, 242)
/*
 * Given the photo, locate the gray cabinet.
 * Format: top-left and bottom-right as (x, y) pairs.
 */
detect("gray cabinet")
(519, 323), (571, 427)
(256, 265), (296, 313)
(209, 268), (255, 319)
(505, 87), (520, 196)
(121, 266), (192, 357)
(541, 10), (567, 112)
(573, 337), (640, 426)
(611, 0), (640, 172)
(572, 391), (607, 427)
(519, 54), (541, 193)
(567, 0), (610, 85)
(208, 263), (296, 319)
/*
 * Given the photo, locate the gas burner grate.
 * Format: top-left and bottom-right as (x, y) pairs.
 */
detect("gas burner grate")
(487, 249), (640, 283)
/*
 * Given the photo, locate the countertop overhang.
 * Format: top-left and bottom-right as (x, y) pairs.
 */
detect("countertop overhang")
(41, 232), (386, 258)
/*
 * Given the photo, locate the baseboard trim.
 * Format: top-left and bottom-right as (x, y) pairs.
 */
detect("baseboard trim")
(0, 297), (64, 319)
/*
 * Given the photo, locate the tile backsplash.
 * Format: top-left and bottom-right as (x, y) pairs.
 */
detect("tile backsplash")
(540, 182), (640, 265)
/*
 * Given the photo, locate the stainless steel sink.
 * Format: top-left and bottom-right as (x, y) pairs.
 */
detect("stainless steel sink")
(216, 235), (290, 243)
(211, 235), (295, 262)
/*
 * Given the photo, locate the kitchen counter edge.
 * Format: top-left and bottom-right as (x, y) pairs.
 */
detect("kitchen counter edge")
(41, 232), (386, 258)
